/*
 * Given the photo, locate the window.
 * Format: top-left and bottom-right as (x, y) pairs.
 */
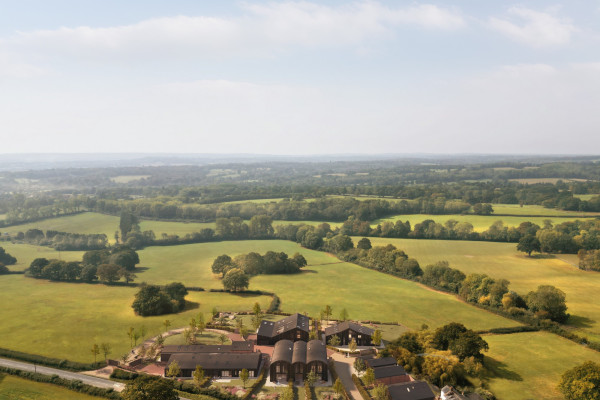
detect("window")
(249, 370), (255, 377)
(317, 364), (322, 373)
(222, 370), (230, 377)
(297, 332), (302, 339)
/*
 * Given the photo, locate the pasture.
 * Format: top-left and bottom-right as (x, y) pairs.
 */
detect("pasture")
(371, 213), (593, 232)
(0, 274), (270, 362)
(109, 175), (151, 183)
(1, 212), (217, 243)
(0, 242), (84, 271)
(491, 203), (600, 217)
(573, 194), (600, 201)
(134, 240), (518, 333)
(0, 374), (99, 400)
(483, 331), (600, 400)
(366, 237), (600, 341)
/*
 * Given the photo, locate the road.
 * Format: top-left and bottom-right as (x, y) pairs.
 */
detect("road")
(0, 357), (193, 399)
(0, 357), (125, 391)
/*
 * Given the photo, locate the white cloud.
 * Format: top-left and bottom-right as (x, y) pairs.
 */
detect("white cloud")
(0, 51), (45, 78)
(489, 7), (576, 47)
(3, 2), (465, 61)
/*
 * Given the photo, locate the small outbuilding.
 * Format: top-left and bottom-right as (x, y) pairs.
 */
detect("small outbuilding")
(324, 321), (374, 346)
(373, 365), (411, 385)
(360, 356), (397, 369)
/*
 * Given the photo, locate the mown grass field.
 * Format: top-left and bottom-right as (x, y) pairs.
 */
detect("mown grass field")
(483, 331), (600, 400)
(163, 331), (232, 346)
(366, 237), (600, 341)
(491, 203), (600, 217)
(0, 242), (84, 271)
(372, 214), (594, 232)
(0, 274), (271, 362)
(0, 374), (99, 400)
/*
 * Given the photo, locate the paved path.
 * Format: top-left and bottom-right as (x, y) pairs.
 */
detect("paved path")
(330, 353), (362, 400)
(0, 357), (125, 391)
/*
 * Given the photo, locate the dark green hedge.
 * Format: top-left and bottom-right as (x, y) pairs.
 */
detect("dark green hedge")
(0, 347), (104, 371)
(352, 374), (373, 400)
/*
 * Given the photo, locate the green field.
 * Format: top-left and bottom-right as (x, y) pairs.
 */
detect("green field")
(136, 240), (336, 288)
(372, 213), (594, 232)
(0, 242), (84, 271)
(1, 212), (218, 243)
(573, 194), (600, 201)
(0, 274), (270, 362)
(483, 331), (600, 400)
(133, 240), (518, 333)
(0, 374), (99, 400)
(366, 237), (600, 341)
(109, 175), (151, 183)
(491, 203), (600, 217)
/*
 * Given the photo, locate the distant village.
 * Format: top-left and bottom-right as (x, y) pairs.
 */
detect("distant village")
(119, 313), (476, 400)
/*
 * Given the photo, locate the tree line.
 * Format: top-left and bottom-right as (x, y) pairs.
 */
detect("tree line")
(1, 228), (108, 250)
(25, 246), (139, 284)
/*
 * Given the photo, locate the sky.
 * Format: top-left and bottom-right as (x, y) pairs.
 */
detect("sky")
(0, 1), (599, 155)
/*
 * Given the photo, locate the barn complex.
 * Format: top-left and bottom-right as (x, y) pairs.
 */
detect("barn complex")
(324, 321), (374, 346)
(269, 339), (328, 383)
(257, 313), (310, 345)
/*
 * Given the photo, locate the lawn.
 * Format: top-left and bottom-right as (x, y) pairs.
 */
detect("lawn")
(0, 374), (100, 400)
(163, 331), (232, 346)
(483, 331), (600, 400)
(371, 213), (594, 232)
(365, 237), (600, 341)
(0, 274), (271, 363)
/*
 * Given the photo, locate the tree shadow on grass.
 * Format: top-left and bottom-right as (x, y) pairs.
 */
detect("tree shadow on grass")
(481, 356), (523, 382)
(300, 269), (318, 274)
(135, 267), (150, 273)
(528, 254), (556, 260)
(0, 373), (5, 384)
(567, 315), (596, 329)
(227, 292), (269, 299)
(182, 301), (200, 312)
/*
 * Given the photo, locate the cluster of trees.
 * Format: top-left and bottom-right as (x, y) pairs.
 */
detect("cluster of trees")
(0, 246), (16, 265)
(558, 361), (600, 400)
(578, 249), (600, 271)
(26, 246), (140, 283)
(518, 219), (600, 255)
(5, 228), (108, 250)
(340, 241), (423, 280)
(381, 323), (488, 387)
(212, 251), (307, 277)
(211, 251), (307, 291)
(132, 283), (188, 316)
